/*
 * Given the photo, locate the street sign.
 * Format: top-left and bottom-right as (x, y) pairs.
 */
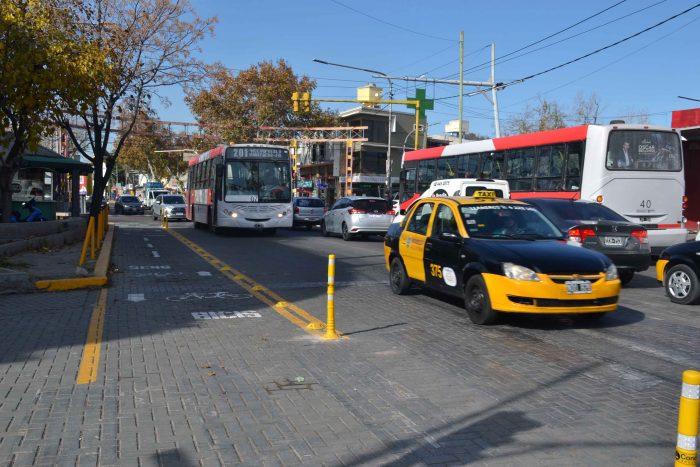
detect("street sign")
(300, 180), (313, 188)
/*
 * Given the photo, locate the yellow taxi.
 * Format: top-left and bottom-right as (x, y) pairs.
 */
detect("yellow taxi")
(384, 191), (621, 324)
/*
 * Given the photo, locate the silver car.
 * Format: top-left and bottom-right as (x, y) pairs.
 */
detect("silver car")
(321, 196), (394, 240)
(293, 197), (325, 229)
(153, 194), (187, 221)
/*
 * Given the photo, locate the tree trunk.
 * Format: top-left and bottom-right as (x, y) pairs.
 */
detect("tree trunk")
(0, 167), (15, 223)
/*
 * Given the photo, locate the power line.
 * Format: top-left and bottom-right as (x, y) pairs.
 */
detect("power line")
(447, 0), (668, 78)
(329, 0), (456, 42)
(435, 2), (700, 102)
(441, 0), (630, 79)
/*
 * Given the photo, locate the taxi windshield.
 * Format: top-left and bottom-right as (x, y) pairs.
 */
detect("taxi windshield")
(459, 204), (564, 240)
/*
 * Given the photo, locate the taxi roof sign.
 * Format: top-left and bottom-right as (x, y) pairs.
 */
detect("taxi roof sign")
(473, 190), (497, 199)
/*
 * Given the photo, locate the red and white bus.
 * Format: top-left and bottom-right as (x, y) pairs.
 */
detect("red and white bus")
(400, 123), (686, 253)
(186, 144), (293, 233)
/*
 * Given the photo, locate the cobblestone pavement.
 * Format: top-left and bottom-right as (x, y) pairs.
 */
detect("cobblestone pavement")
(0, 216), (698, 466)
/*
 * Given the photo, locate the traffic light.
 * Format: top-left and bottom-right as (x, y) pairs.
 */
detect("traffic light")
(302, 92), (310, 112)
(292, 92), (299, 112)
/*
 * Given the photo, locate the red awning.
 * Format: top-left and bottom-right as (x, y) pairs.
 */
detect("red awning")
(672, 108), (700, 129)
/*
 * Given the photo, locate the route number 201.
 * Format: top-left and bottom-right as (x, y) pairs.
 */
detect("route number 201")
(640, 200), (652, 208)
(430, 263), (442, 279)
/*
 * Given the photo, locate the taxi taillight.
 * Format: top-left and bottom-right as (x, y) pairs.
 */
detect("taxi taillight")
(631, 229), (648, 244)
(568, 227), (596, 243)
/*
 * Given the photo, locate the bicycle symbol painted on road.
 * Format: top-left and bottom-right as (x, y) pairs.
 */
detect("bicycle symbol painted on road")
(166, 291), (253, 302)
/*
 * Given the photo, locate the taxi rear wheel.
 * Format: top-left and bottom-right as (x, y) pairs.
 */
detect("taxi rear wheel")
(464, 275), (497, 325)
(665, 264), (700, 305)
(389, 258), (411, 295)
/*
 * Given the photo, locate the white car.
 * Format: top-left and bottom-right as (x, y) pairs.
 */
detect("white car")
(321, 196), (394, 240)
(153, 194), (187, 221)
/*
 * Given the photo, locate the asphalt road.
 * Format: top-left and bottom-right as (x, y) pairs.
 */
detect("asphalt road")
(0, 212), (697, 466)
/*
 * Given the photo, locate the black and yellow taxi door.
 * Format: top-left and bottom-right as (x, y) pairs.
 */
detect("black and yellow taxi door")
(424, 203), (464, 295)
(398, 201), (434, 283)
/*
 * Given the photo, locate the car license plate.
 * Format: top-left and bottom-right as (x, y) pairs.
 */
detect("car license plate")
(603, 236), (623, 247)
(565, 280), (592, 294)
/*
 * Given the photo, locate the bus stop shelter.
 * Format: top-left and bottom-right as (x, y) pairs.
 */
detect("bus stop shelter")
(16, 146), (93, 218)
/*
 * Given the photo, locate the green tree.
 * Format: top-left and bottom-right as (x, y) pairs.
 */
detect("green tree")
(0, 0), (100, 222)
(185, 59), (338, 143)
(54, 0), (216, 218)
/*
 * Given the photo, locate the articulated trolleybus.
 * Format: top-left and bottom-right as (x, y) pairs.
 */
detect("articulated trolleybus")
(186, 144), (293, 233)
(401, 123), (686, 253)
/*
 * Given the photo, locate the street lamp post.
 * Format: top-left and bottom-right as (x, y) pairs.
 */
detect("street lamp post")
(313, 59), (394, 201)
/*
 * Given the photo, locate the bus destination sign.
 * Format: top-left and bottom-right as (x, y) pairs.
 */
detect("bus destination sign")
(225, 147), (288, 160)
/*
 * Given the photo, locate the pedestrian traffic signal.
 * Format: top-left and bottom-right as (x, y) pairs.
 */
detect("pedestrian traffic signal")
(292, 92), (299, 112)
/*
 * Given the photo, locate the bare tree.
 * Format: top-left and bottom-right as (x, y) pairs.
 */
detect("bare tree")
(54, 0), (216, 217)
(572, 92), (602, 125)
(506, 97), (567, 135)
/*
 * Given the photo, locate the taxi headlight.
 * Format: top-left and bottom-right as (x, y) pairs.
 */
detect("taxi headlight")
(605, 263), (618, 281)
(503, 262), (540, 282)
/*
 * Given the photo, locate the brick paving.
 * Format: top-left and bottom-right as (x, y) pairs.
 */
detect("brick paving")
(0, 218), (697, 466)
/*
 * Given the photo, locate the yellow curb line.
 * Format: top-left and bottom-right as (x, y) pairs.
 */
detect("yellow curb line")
(34, 225), (115, 292)
(76, 288), (108, 384)
(167, 229), (337, 338)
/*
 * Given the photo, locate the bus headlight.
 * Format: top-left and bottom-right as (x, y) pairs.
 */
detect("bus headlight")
(605, 264), (618, 281)
(231, 212), (239, 218)
(277, 209), (290, 218)
(503, 262), (540, 281)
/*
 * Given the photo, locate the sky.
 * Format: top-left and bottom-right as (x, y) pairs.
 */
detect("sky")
(155, 0), (700, 139)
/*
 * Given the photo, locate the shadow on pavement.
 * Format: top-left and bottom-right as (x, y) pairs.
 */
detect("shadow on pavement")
(151, 448), (198, 467)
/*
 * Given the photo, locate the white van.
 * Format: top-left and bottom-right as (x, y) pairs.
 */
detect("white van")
(394, 178), (510, 223)
(144, 189), (170, 210)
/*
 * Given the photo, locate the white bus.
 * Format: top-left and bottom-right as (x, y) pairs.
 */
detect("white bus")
(400, 123), (686, 253)
(186, 144), (293, 233)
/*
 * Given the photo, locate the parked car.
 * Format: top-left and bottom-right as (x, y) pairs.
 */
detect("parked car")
(321, 196), (394, 240)
(114, 195), (144, 215)
(153, 194), (187, 221)
(522, 198), (651, 285)
(292, 197), (325, 229)
(656, 240), (700, 305)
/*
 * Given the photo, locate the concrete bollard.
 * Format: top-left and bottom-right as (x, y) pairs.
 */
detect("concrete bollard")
(676, 370), (699, 466)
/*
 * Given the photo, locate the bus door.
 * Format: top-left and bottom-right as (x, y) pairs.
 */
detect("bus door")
(399, 168), (417, 204)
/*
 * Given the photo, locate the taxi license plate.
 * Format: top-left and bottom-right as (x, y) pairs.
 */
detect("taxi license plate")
(603, 236), (623, 247)
(565, 280), (592, 294)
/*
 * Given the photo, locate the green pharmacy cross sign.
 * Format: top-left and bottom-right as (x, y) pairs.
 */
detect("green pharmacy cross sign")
(406, 88), (434, 119)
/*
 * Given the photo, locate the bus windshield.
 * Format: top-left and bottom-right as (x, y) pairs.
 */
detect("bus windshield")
(225, 160), (291, 203)
(460, 204), (563, 240)
(606, 130), (681, 171)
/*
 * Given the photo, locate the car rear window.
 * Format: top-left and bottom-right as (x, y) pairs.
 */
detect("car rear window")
(351, 199), (389, 213)
(548, 202), (627, 222)
(121, 196), (139, 203)
(163, 196), (185, 204)
(296, 198), (324, 208)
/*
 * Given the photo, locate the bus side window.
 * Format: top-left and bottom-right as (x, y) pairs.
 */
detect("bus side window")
(565, 141), (584, 190)
(535, 144), (565, 191)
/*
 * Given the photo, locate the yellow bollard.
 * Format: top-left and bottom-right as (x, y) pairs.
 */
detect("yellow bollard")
(676, 370), (700, 466)
(97, 209), (104, 248)
(79, 217), (95, 266)
(324, 254), (339, 340)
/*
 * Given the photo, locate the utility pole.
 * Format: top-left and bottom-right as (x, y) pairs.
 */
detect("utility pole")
(459, 31), (464, 143)
(491, 43), (501, 137)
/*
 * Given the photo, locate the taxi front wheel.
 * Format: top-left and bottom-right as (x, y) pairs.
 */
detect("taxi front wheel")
(390, 258), (411, 295)
(464, 275), (497, 325)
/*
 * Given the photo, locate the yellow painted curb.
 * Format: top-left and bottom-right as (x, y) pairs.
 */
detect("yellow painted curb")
(34, 225), (115, 292)
(35, 276), (108, 291)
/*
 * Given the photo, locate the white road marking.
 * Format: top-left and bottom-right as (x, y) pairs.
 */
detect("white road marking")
(192, 311), (262, 320)
(197, 271), (212, 276)
(147, 243), (153, 248)
(128, 265), (171, 270)
(151, 251), (160, 258)
(127, 293), (146, 302)
(143, 237), (149, 241)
